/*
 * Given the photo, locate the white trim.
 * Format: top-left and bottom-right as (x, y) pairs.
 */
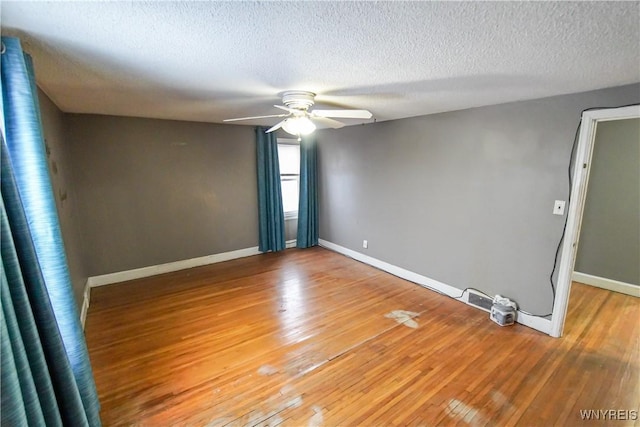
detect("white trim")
(551, 105), (640, 338)
(80, 280), (90, 330)
(582, 106), (640, 122)
(87, 246), (261, 287)
(572, 272), (640, 297)
(319, 239), (460, 296)
(319, 239), (551, 335)
(517, 312), (551, 335)
(286, 239), (297, 249)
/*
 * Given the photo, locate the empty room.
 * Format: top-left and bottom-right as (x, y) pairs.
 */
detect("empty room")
(1, 2), (639, 426)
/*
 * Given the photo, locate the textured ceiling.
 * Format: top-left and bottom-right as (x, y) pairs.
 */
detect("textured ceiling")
(2, 1), (639, 127)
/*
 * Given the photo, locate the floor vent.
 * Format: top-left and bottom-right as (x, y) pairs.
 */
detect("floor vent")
(466, 290), (493, 313)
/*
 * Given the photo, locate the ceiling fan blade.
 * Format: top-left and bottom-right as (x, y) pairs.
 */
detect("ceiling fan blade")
(274, 104), (296, 113)
(311, 116), (345, 129)
(265, 119), (287, 133)
(312, 109), (373, 119)
(223, 113), (288, 122)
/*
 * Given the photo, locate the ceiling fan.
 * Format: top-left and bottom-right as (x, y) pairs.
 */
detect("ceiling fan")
(223, 90), (373, 137)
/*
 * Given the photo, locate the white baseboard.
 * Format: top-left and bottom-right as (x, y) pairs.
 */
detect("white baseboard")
(573, 272), (639, 297)
(319, 239), (462, 297)
(80, 280), (90, 330)
(516, 311), (551, 335)
(318, 239), (551, 335)
(87, 246), (261, 288)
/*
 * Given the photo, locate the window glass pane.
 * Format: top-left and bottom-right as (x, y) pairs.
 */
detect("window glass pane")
(281, 179), (299, 213)
(278, 144), (300, 175)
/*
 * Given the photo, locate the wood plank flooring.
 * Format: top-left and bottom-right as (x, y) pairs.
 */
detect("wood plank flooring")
(85, 247), (639, 426)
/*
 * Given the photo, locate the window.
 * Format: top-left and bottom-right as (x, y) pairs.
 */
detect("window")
(277, 139), (300, 219)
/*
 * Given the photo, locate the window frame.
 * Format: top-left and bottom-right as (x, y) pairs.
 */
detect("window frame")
(277, 138), (300, 220)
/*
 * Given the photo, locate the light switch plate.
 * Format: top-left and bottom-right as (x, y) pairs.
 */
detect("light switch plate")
(553, 200), (566, 216)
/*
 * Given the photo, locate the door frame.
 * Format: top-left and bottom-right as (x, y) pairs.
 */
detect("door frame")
(550, 105), (640, 337)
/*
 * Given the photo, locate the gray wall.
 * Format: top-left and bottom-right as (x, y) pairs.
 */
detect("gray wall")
(574, 118), (639, 285)
(318, 84), (640, 315)
(38, 89), (88, 308)
(65, 115), (258, 276)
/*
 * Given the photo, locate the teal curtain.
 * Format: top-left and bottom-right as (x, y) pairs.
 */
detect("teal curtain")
(297, 136), (319, 248)
(1, 37), (101, 426)
(256, 127), (285, 252)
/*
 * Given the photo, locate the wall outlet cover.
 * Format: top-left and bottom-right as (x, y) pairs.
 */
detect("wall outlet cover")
(553, 200), (566, 216)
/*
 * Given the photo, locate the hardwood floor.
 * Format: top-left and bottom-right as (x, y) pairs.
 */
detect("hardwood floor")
(85, 247), (639, 426)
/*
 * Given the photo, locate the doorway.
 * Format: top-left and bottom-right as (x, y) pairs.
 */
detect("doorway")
(551, 105), (640, 338)
(572, 118), (639, 295)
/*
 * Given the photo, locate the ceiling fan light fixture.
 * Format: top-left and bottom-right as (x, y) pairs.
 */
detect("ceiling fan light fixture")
(225, 90), (372, 135)
(282, 116), (316, 136)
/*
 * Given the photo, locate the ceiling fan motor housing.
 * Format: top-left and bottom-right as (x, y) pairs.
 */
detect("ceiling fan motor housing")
(282, 91), (316, 111)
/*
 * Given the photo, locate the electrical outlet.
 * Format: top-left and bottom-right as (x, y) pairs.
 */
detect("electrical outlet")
(553, 200), (566, 216)
(363, 240), (368, 249)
